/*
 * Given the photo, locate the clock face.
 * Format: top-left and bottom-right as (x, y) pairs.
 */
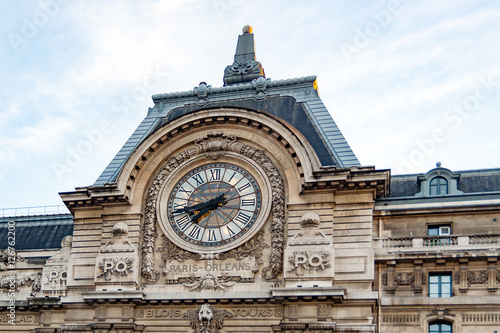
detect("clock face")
(166, 163), (262, 247)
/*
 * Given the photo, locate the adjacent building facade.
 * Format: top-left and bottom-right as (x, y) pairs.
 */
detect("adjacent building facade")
(1, 26), (500, 333)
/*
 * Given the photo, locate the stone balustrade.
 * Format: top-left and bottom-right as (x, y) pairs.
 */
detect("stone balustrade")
(377, 234), (500, 250)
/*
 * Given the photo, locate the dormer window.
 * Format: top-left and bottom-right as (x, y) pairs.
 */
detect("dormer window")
(430, 176), (448, 195)
(415, 163), (463, 198)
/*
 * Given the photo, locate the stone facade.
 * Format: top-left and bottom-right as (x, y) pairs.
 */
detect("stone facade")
(1, 27), (499, 333)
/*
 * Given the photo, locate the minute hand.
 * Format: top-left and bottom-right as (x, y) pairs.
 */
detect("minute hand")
(172, 194), (227, 215)
(172, 200), (207, 215)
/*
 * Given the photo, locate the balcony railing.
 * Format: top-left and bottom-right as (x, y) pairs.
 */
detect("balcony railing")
(380, 234), (500, 249)
(0, 205), (70, 218)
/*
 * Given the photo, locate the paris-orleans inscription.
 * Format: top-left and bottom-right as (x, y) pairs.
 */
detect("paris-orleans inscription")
(165, 261), (252, 275)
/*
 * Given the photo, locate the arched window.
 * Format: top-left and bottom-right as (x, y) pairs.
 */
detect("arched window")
(429, 176), (448, 195)
(429, 322), (452, 333)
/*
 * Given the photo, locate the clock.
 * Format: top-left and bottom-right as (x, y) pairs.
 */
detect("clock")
(157, 158), (270, 253)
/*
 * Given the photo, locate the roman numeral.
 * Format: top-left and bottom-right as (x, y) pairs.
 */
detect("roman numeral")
(241, 198), (255, 206)
(226, 226), (235, 236)
(227, 171), (236, 182)
(173, 202), (185, 210)
(237, 183), (251, 192)
(176, 215), (191, 231)
(188, 225), (201, 239)
(207, 229), (217, 241)
(191, 173), (204, 186)
(178, 186), (192, 196)
(234, 212), (251, 226)
(209, 169), (221, 181)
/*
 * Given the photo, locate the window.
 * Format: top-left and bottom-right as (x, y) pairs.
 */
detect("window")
(429, 273), (452, 297)
(430, 176), (448, 195)
(428, 225), (451, 236)
(429, 322), (452, 333)
(428, 225), (451, 246)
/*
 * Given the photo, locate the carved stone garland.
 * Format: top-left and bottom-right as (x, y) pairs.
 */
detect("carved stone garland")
(141, 131), (285, 282)
(159, 230), (268, 265)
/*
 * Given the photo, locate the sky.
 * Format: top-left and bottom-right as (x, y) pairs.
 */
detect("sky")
(1, 0), (499, 211)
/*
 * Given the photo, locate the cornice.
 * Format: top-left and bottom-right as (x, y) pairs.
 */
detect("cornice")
(151, 76), (317, 103)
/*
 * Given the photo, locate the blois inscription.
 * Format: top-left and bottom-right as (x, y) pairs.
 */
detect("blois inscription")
(135, 307), (283, 319)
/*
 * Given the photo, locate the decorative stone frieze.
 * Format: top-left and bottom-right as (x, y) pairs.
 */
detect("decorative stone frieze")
(160, 230), (267, 267)
(0, 248), (25, 271)
(468, 270), (488, 284)
(0, 272), (41, 293)
(394, 272), (414, 286)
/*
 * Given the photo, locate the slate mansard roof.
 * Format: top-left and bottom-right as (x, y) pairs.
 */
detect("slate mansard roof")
(94, 27), (360, 186)
(388, 168), (500, 198)
(94, 76), (360, 186)
(0, 214), (73, 251)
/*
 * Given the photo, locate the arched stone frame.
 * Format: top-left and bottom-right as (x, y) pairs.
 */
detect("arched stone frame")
(141, 131), (285, 283)
(114, 108), (322, 205)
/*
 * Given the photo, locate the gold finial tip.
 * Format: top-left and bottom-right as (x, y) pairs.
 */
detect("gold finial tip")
(242, 25), (253, 34)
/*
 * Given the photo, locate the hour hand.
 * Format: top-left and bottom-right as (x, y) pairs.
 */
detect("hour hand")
(190, 206), (211, 223)
(190, 195), (227, 222)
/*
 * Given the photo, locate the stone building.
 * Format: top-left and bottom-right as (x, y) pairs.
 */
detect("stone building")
(1, 26), (500, 333)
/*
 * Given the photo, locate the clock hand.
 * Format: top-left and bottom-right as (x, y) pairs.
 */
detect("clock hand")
(172, 200), (210, 215)
(190, 195), (227, 223)
(190, 206), (211, 223)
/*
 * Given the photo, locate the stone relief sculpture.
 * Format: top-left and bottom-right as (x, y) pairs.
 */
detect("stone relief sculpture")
(193, 81), (212, 106)
(287, 251), (330, 276)
(94, 222), (139, 289)
(41, 235), (72, 296)
(159, 230), (268, 267)
(142, 131), (285, 282)
(0, 248), (25, 271)
(183, 303), (233, 333)
(0, 272), (41, 293)
(97, 258), (135, 281)
(180, 273), (238, 292)
(252, 76), (269, 100)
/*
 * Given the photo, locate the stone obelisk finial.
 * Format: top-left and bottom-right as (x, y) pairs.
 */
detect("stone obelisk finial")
(223, 25), (265, 86)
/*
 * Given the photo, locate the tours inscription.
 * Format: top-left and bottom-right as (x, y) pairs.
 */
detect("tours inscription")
(135, 308), (283, 319)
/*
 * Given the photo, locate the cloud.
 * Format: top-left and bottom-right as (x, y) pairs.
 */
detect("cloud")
(1, 0), (500, 208)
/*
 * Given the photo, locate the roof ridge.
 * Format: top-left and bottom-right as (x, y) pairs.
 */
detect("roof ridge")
(152, 75), (317, 102)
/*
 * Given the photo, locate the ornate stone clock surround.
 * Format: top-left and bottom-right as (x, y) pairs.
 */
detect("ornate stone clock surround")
(141, 131), (285, 282)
